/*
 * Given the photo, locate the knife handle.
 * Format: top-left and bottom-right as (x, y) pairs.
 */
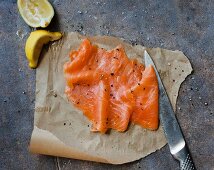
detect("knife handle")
(173, 146), (196, 170)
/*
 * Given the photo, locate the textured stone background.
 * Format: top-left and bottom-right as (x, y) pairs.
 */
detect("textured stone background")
(0, 0), (213, 169)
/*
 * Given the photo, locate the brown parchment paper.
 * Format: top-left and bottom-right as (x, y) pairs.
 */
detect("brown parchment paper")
(29, 32), (192, 164)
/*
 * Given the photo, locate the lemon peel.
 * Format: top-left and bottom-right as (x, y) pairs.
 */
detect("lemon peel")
(17, 0), (54, 28)
(25, 30), (62, 68)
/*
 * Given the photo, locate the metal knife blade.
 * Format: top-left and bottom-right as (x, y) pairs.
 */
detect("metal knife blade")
(144, 50), (196, 170)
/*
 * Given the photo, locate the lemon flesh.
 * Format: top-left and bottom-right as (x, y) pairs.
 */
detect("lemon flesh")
(17, 0), (54, 28)
(25, 30), (62, 68)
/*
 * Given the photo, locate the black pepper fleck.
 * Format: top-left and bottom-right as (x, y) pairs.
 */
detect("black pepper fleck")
(111, 73), (114, 76)
(64, 123), (66, 125)
(111, 84), (113, 87)
(138, 83), (140, 86)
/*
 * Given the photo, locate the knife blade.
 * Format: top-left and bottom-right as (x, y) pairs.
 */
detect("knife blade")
(144, 50), (195, 170)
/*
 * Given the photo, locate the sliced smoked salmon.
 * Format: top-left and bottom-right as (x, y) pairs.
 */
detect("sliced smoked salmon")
(64, 39), (159, 133)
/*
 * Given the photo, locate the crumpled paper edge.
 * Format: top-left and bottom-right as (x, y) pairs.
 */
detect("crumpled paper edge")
(29, 126), (109, 163)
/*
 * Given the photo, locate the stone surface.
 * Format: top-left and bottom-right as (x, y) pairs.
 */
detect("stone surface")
(0, 0), (213, 169)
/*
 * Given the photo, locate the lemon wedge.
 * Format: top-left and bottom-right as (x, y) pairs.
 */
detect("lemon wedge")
(17, 0), (54, 28)
(25, 30), (62, 68)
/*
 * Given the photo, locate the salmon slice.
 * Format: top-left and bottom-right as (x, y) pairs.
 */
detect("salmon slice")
(64, 39), (159, 133)
(131, 66), (159, 130)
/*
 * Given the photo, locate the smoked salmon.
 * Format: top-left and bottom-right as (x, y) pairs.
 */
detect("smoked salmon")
(64, 39), (159, 133)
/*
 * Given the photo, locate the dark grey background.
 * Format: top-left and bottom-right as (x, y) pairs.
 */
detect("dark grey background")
(0, 0), (213, 169)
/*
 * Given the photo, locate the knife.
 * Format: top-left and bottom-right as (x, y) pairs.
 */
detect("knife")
(144, 50), (196, 170)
